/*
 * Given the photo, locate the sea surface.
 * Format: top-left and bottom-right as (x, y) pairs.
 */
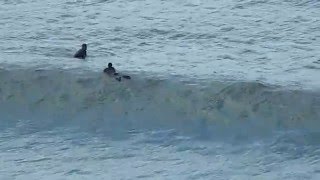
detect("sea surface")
(0, 0), (320, 179)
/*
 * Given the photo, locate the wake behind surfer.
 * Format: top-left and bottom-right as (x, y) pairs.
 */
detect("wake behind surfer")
(74, 43), (87, 59)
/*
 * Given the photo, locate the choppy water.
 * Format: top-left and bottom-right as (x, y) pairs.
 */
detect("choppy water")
(1, 0), (320, 88)
(0, 0), (320, 179)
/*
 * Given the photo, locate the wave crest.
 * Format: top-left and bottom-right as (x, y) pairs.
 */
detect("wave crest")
(0, 67), (319, 134)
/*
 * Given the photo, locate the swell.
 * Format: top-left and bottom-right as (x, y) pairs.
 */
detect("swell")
(0, 67), (319, 136)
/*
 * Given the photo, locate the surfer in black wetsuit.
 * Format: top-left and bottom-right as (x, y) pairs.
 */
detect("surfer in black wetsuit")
(104, 63), (121, 81)
(104, 63), (116, 75)
(74, 43), (87, 59)
(103, 63), (131, 81)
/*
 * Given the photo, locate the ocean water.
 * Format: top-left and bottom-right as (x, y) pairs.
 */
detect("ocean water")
(0, 0), (320, 179)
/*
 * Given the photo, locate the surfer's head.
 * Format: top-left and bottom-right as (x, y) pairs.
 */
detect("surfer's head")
(108, 63), (113, 68)
(82, 43), (87, 50)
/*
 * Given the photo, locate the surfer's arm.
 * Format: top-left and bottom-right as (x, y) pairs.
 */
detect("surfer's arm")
(83, 51), (87, 58)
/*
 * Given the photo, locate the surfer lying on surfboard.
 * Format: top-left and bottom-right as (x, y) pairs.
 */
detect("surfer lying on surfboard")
(103, 63), (131, 82)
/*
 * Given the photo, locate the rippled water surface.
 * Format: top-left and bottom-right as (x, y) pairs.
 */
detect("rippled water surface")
(1, 125), (320, 180)
(1, 0), (320, 179)
(1, 0), (320, 88)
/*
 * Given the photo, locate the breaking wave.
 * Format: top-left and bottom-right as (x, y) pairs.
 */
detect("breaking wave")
(0, 67), (319, 137)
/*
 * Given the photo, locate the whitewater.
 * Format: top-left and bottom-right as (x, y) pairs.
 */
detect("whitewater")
(1, 0), (320, 179)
